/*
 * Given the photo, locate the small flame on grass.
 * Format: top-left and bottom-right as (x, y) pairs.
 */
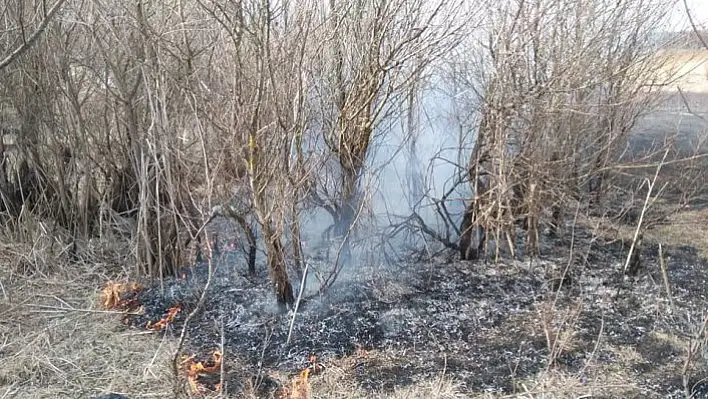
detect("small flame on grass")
(146, 304), (181, 331)
(100, 282), (142, 309)
(278, 355), (322, 399)
(180, 350), (222, 394)
(278, 368), (311, 399)
(307, 355), (324, 374)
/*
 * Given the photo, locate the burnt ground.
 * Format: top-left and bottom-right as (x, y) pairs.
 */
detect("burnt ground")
(105, 93), (708, 398)
(115, 224), (708, 398)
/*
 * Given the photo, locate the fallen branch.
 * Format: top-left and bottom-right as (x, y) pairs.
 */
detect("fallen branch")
(286, 261), (310, 346)
(658, 243), (677, 314)
(28, 304), (143, 316)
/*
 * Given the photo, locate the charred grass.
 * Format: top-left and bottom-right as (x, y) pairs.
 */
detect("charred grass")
(3, 199), (708, 399)
(5, 224), (708, 398)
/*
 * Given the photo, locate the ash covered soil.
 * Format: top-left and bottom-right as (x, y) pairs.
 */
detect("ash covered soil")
(117, 226), (708, 398)
(109, 96), (708, 398)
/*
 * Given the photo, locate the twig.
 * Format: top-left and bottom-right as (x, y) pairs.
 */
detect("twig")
(219, 316), (226, 398)
(677, 87), (708, 123)
(0, 279), (7, 301)
(682, 315), (708, 399)
(316, 194), (367, 295)
(623, 148), (669, 275)
(579, 314), (605, 377)
(171, 230), (219, 394)
(658, 243), (677, 314)
(0, 0), (70, 71)
(27, 304), (143, 316)
(0, 381), (19, 399)
(410, 211), (459, 250)
(435, 353), (448, 394)
(253, 327), (274, 393)
(144, 325), (171, 378)
(286, 261), (309, 346)
(683, 0), (708, 50)
(544, 202), (584, 371)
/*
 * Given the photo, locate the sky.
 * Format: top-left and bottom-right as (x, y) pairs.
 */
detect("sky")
(670, 0), (708, 31)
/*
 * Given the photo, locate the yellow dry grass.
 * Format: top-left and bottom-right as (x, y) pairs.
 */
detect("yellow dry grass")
(652, 50), (708, 93)
(650, 207), (708, 258)
(584, 202), (708, 259)
(0, 244), (176, 399)
(306, 356), (468, 399)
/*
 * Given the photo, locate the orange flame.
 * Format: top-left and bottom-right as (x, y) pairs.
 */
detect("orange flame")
(100, 282), (142, 309)
(181, 350), (222, 394)
(146, 304), (182, 331)
(290, 368), (311, 399)
(278, 357), (314, 399)
(307, 355), (324, 374)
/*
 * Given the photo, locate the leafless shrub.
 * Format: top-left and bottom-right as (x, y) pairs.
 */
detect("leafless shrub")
(308, 0), (467, 243)
(452, 0), (679, 260)
(0, 0), (701, 317)
(0, 0), (214, 282)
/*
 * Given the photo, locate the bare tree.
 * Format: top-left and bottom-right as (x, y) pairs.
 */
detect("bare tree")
(456, 0), (675, 260)
(191, 0), (318, 306)
(0, 0), (68, 71)
(309, 0), (465, 246)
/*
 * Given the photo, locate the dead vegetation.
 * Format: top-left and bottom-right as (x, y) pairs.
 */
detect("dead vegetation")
(0, 249), (176, 398)
(1, 0), (708, 398)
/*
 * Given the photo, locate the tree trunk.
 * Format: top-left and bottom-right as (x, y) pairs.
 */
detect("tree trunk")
(459, 201), (479, 260)
(228, 209), (258, 276)
(263, 225), (294, 308)
(333, 152), (361, 237)
(330, 164), (358, 264)
(460, 106), (492, 261)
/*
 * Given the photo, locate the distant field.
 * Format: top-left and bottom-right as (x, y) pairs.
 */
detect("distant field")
(632, 55), (708, 258)
(636, 50), (708, 155)
(653, 49), (708, 93)
(636, 91), (708, 155)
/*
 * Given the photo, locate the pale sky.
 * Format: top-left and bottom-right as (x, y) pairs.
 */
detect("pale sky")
(670, 0), (708, 31)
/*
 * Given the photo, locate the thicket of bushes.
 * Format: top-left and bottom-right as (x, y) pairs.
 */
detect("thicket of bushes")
(0, 0), (701, 304)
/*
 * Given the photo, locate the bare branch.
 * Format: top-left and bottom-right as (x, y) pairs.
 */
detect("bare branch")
(0, 0), (68, 71)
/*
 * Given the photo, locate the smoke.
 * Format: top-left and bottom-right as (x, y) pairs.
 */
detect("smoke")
(370, 81), (476, 242)
(295, 76), (479, 298)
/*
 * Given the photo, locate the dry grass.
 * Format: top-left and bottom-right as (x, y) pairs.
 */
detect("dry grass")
(0, 238), (688, 399)
(653, 50), (708, 93)
(585, 203), (708, 258)
(506, 370), (643, 399)
(2, 204), (706, 399)
(0, 242), (176, 399)
(309, 374), (467, 399)
(650, 207), (708, 257)
(304, 352), (468, 399)
(0, 233), (474, 399)
(0, 252), (694, 399)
